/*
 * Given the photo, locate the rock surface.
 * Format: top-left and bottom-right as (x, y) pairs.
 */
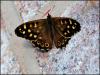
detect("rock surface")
(1, 1), (99, 74)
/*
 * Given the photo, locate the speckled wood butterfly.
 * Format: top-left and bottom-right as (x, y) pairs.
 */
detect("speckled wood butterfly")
(15, 14), (80, 52)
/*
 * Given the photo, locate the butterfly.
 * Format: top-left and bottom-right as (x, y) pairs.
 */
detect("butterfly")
(15, 14), (80, 52)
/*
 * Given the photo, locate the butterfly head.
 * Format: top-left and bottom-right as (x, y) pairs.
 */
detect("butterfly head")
(47, 13), (51, 18)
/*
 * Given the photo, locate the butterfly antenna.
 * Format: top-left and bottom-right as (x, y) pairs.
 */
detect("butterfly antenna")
(47, 13), (51, 17)
(48, 13), (50, 16)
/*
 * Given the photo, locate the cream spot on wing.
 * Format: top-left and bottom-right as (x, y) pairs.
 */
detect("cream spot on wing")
(19, 28), (21, 31)
(30, 24), (32, 28)
(39, 26), (42, 29)
(65, 20), (67, 24)
(60, 28), (64, 31)
(74, 23), (77, 25)
(22, 31), (25, 34)
(36, 30), (39, 33)
(67, 30), (70, 33)
(31, 39), (37, 42)
(24, 24), (26, 29)
(67, 25), (70, 28)
(62, 40), (65, 45)
(32, 43), (35, 46)
(61, 20), (63, 25)
(64, 39), (67, 42)
(29, 33), (33, 37)
(34, 23), (37, 28)
(64, 32), (67, 35)
(28, 29), (31, 33)
(72, 26), (75, 29)
(41, 49), (45, 51)
(38, 36), (42, 39)
(34, 35), (37, 38)
(69, 19), (72, 24)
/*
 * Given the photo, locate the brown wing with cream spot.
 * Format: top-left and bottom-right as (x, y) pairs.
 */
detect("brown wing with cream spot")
(15, 19), (53, 51)
(52, 17), (80, 48)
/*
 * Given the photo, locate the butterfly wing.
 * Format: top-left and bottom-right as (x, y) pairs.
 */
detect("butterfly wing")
(52, 17), (80, 48)
(15, 19), (53, 52)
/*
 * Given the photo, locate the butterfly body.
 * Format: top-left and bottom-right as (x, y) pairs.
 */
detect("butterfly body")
(15, 14), (80, 52)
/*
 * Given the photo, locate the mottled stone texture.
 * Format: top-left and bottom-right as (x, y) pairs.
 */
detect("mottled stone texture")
(1, 1), (99, 74)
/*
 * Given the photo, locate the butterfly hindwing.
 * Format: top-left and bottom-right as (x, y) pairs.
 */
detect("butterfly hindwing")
(15, 14), (81, 52)
(52, 17), (80, 48)
(15, 19), (53, 52)
(53, 27), (71, 48)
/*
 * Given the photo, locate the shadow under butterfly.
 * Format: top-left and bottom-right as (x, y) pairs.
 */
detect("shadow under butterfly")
(15, 14), (81, 52)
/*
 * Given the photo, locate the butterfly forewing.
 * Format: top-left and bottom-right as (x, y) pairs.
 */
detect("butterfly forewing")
(15, 19), (53, 52)
(53, 17), (80, 37)
(15, 14), (80, 52)
(52, 17), (80, 48)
